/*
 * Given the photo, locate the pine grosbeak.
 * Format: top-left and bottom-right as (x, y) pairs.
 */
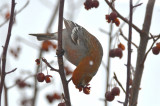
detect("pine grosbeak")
(29, 19), (103, 89)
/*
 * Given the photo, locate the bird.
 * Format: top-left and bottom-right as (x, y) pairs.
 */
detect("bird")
(29, 19), (103, 90)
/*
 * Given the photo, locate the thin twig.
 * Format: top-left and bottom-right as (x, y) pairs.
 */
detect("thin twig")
(41, 58), (58, 72)
(5, 68), (17, 75)
(120, 30), (138, 49)
(141, 34), (160, 65)
(0, 0), (15, 105)
(149, 34), (160, 39)
(67, 77), (72, 83)
(133, 3), (143, 8)
(113, 72), (126, 93)
(46, 1), (59, 33)
(16, 0), (29, 14)
(124, 0), (133, 105)
(149, 33), (156, 41)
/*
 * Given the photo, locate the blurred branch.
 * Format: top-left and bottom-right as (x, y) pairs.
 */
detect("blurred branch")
(31, 1), (59, 106)
(16, 0), (29, 14)
(0, 0), (29, 27)
(4, 83), (8, 106)
(16, 36), (40, 49)
(46, 1), (59, 33)
(7, 74), (35, 89)
(0, 0), (16, 105)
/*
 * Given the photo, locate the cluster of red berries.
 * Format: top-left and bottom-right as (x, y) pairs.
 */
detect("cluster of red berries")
(16, 79), (31, 88)
(35, 59), (53, 83)
(105, 11), (120, 26)
(46, 93), (61, 103)
(77, 84), (91, 95)
(105, 87), (120, 102)
(37, 73), (52, 83)
(84, 0), (99, 10)
(152, 42), (160, 55)
(109, 43), (125, 59)
(10, 46), (21, 58)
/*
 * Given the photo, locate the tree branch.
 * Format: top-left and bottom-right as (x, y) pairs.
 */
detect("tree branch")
(0, 0), (29, 27)
(41, 58), (58, 72)
(113, 72), (126, 93)
(105, 0), (143, 35)
(57, 0), (71, 106)
(130, 0), (156, 106)
(124, 0), (133, 106)
(0, 0), (16, 105)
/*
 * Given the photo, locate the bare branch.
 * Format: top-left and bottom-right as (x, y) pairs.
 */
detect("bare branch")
(133, 3), (143, 8)
(5, 68), (17, 75)
(0, 0), (16, 104)
(120, 30), (138, 49)
(113, 72), (126, 93)
(105, 0), (143, 35)
(0, 0), (29, 27)
(141, 34), (160, 65)
(124, 0), (133, 105)
(41, 58), (58, 72)
(130, 0), (156, 105)
(7, 75), (35, 89)
(57, 0), (71, 105)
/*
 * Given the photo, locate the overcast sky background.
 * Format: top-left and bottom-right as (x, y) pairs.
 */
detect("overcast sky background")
(0, 0), (160, 106)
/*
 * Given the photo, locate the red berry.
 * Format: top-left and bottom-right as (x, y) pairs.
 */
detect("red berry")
(114, 18), (120, 26)
(37, 73), (45, 82)
(58, 102), (66, 106)
(105, 15), (111, 23)
(35, 59), (40, 65)
(92, 0), (99, 8)
(45, 75), (52, 83)
(118, 43), (125, 50)
(105, 91), (115, 101)
(109, 49), (116, 58)
(156, 42), (160, 50)
(152, 46), (160, 55)
(84, 0), (92, 10)
(110, 11), (117, 21)
(111, 87), (120, 96)
(46, 95), (54, 103)
(114, 48), (123, 58)
(53, 93), (61, 99)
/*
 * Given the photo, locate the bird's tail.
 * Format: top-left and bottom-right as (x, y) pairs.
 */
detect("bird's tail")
(29, 33), (58, 41)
